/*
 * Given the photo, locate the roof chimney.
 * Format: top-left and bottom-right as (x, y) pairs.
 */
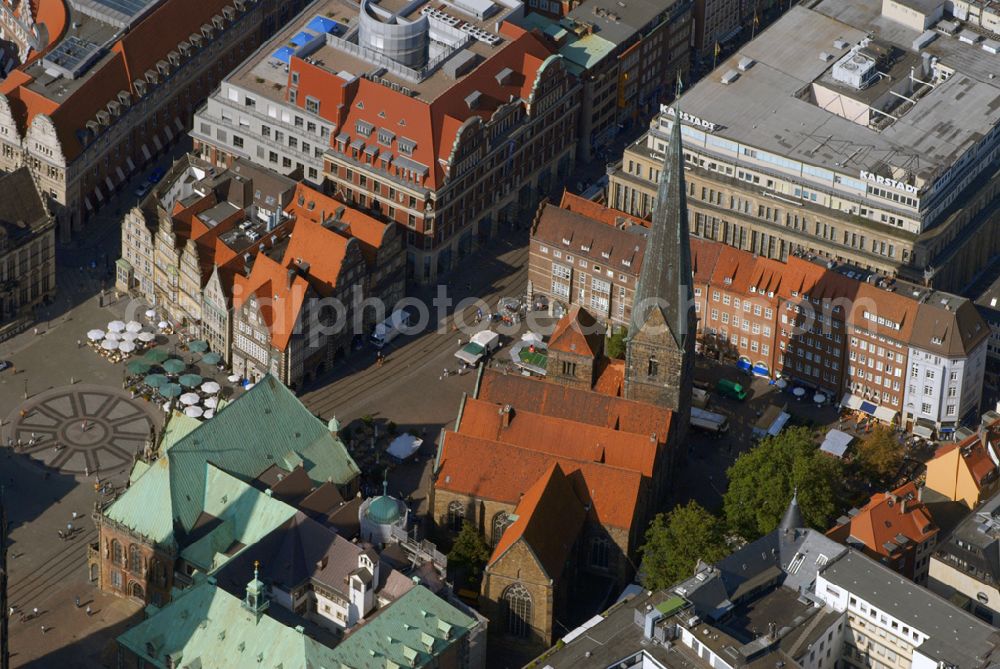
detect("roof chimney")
(287, 268), (296, 288)
(500, 404), (513, 428)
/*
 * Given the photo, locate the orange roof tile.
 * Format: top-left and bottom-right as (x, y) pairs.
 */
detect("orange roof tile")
(479, 369), (672, 441)
(558, 191), (647, 229)
(233, 253), (311, 351)
(458, 397), (657, 477)
(827, 482), (937, 558)
(592, 357), (624, 396)
(488, 462), (586, 578)
(436, 433), (643, 530)
(548, 305), (604, 357)
(284, 183), (389, 266)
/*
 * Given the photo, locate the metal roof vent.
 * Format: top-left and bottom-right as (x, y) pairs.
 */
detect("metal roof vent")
(819, 52), (834, 62)
(833, 38), (849, 49)
(737, 56), (755, 71)
(721, 70), (740, 85)
(464, 90), (482, 109)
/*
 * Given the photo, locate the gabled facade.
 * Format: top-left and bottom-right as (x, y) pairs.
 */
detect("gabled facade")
(192, 0), (581, 282)
(0, 0), (305, 239)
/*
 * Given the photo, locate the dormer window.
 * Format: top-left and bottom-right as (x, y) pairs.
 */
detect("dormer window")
(355, 121), (373, 137)
(398, 137), (416, 155)
(601, 250), (610, 259)
(622, 258), (631, 267)
(562, 238), (571, 245)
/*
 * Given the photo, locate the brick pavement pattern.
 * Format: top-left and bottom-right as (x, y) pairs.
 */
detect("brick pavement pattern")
(5, 385), (156, 475)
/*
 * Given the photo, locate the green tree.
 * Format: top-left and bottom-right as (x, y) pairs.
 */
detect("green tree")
(606, 326), (628, 359)
(855, 425), (903, 483)
(448, 521), (490, 577)
(723, 426), (842, 540)
(640, 501), (729, 589)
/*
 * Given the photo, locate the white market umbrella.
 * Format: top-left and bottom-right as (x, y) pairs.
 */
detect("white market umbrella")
(245, 383), (255, 390)
(108, 320), (126, 332)
(184, 405), (204, 418)
(227, 374), (240, 383)
(145, 309), (156, 319)
(104, 331), (121, 341)
(814, 393), (827, 404)
(201, 381), (221, 394)
(87, 329), (104, 341)
(101, 339), (119, 351)
(126, 321), (143, 333)
(793, 387), (806, 398)
(138, 332), (156, 342)
(121, 331), (139, 342)
(157, 321), (169, 330)
(521, 331), (543, 343)
(119, 341), (136, 354)
(204, 396), (219, 409)
(204, 409), (215, 420)
(180, 392), (200, 406)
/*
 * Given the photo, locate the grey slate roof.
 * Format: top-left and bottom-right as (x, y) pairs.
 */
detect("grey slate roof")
(628, 97), (694, 347)
(0, 167), (49, 239)
(821, 551), (1000, 667)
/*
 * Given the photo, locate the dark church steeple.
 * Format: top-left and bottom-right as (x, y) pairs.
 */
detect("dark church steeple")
(623, 96), (696, 424)
(628, 101), (694, 347)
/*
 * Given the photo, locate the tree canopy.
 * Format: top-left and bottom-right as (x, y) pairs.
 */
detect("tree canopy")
(448, 521), (491, 577)
(854, 425), (903, 483)
(723, 426), (842, 540)
(640, 501), (729, 589)
(606, 326), (628, 359)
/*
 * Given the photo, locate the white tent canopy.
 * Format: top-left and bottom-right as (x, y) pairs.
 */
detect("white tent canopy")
(108, 320), (126, 332)
(119, 341), (136, 353)
(387, 434), (423, 461)
(101, 339), (119, 351)
(138, 332), (156, 342)
(201, 381), (221, 394)
(180, 392), (200, 405)
(184, 405), (204, 418)
(821, 429), (854, 458)
(87, 329), (104, 341)
(126, 321), (143, 333)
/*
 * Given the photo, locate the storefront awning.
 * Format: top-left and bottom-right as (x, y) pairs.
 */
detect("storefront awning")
(913, 424), (934, 439)
(874, 406), (897, 423)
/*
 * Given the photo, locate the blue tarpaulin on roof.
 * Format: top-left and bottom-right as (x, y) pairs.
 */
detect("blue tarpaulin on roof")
(272, 46), (293, 63)
(306, 15), (337, 33)
(291, 31), (313, 46)
(859, 401), (878, 415)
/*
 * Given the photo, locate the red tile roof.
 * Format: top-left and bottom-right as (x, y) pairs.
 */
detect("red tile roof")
(458, 397), (657, 477)
(312, 30), (556, 190)
(2, 0), (232, 160)
(558, 191), (647, 228)
(548, 305), (604, 357)
(479, 369), (672, 441)
(488, 462), (586, 578)
(592, 357), (624, 396)
(284, 183), (389, 266)
(233, 253), (311, 351)
(436, 433), (643, 530)
(827, 482), (937, 559)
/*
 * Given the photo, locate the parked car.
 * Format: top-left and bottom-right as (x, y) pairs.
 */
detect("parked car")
(148, 166), (167, 183)
(715, 378), (748, 401)
(134, 182), (152, 198)
(0, 360), (11, 372)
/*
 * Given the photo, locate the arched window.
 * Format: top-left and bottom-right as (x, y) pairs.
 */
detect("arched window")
(129, 544), (142, 574)
(447, 501), (465, 533)
(647, 355), (659, 377)
(589, 535), (611, 570)
(112, 540), (123, 566)
(492, 511), (513, 548)
(503, 583), (532, 638)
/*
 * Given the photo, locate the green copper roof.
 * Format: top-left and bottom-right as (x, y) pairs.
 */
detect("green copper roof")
(116, 580), (342, 668)
(366, 495), (403, 525)
(327, 585), (479, 668)
(106, 375), (359, 545)
(179, 464), (297, 572)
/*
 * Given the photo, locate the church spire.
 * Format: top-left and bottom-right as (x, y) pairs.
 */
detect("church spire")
(628, 96), (694, 348)
(779, 487), (804, 534)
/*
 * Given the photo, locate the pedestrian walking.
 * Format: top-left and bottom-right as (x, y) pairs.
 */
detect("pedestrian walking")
(40, 625), (46, 634)
(33, 328), (37, 336)
(75, 596), (80, 608)
(86, 606), (92, 616)
(32, 607), (38, 619)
